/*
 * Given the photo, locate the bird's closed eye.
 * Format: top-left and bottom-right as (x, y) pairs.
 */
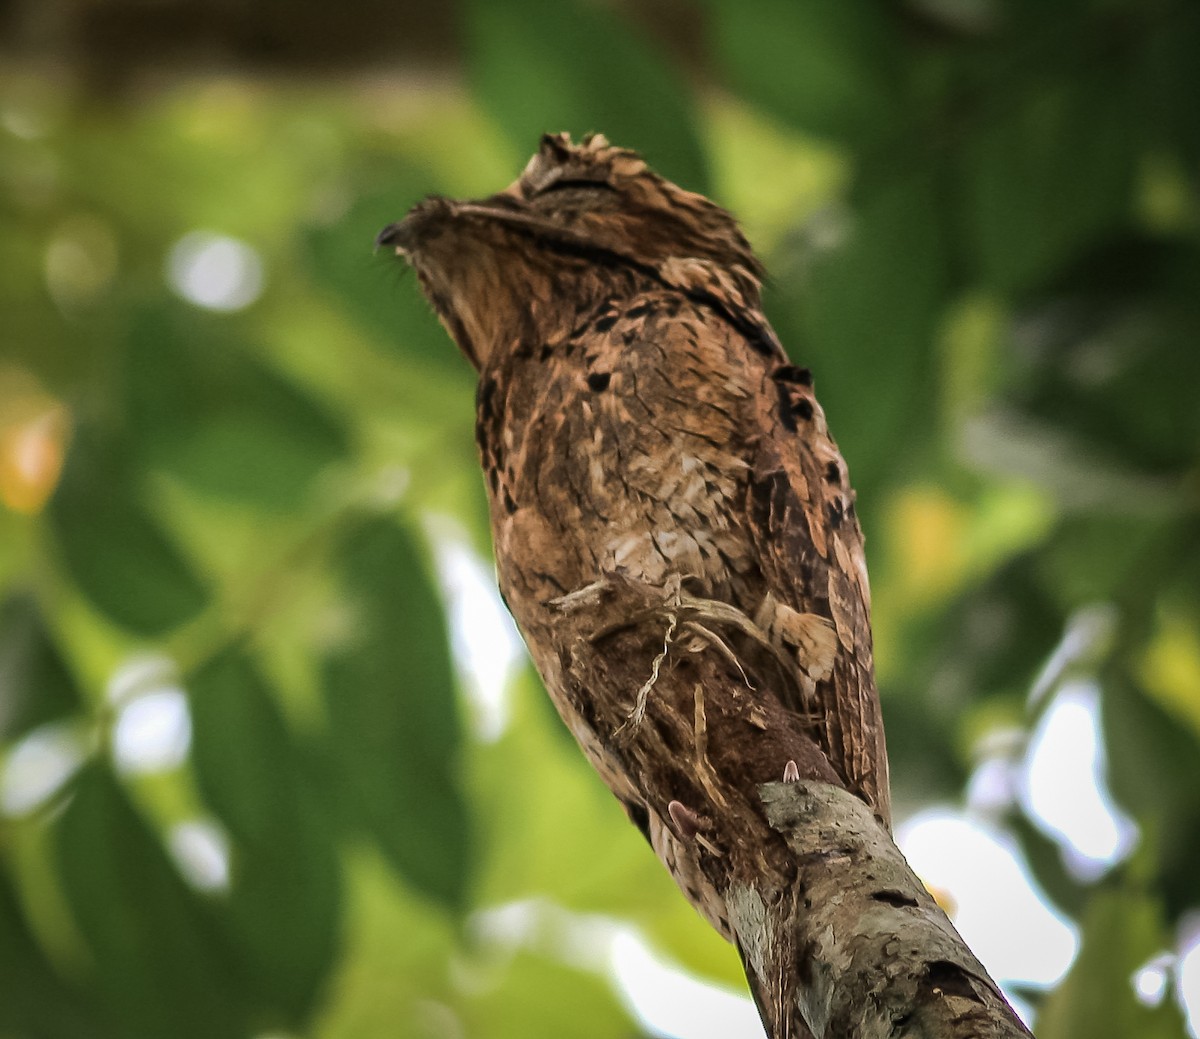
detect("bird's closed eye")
(538, 178), (618, 196)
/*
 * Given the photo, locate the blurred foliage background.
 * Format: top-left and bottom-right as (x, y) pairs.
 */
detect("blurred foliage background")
(2, 0), (1200, 1036)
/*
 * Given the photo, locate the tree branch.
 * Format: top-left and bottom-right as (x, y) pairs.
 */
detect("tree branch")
(752, 780), (1033, 1038)
(548, 572), (1033, 1039)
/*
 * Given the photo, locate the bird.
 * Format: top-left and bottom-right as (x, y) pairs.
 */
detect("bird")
(379, 131), (890, 994)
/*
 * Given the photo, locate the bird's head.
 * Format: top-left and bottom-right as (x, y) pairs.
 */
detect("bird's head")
(377, 132), (764, 369)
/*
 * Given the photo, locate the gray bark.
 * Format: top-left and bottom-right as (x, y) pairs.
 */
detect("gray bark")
(735, 780), (1034, 1039)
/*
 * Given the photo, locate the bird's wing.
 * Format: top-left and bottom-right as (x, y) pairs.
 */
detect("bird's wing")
(746, 360), (891, 828)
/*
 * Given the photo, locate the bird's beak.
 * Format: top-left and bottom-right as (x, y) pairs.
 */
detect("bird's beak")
(375, 196), (458, 256)
(374, 221), (407, 252)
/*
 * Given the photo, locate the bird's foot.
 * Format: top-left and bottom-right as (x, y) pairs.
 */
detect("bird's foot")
(667, 799), (723, 856)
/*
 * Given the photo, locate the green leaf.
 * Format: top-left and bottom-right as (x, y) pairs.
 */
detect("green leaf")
(474, 669), (655, 905)
(1140, 6), (1200, 174)
(1037, 886), (1185, 1039)
(708, 0), (902, 145)
(1103, 676), (1200, 918)
(0, 868), (108, 1039)
(308, 847), (461, 1039)
(463, 0), (708, 192)
(963, 73), (1138, 294)
(460, 951), (640, 1039)
(1039, 515), (1161, 611)
(888, 553), (1062, 725)
(124, 304), (349, 508)
(48, 419), (209, 636)
(474, 673), (746, 991)
(1008, 239), (1200, 476)
(873, 692), (964, 808)
(53, 763), (252, 1039)
(0, 593), (81, 744)
(188, 648), (342, 1025)
(321, 515), (472, 912)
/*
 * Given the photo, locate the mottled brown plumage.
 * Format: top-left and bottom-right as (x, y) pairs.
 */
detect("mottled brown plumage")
(380, 133), (889, 957)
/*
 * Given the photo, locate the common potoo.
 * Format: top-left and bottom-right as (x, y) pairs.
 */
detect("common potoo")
(379, 133), (889, 957)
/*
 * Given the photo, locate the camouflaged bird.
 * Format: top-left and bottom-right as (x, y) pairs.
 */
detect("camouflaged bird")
(379, 132), (890, 948)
